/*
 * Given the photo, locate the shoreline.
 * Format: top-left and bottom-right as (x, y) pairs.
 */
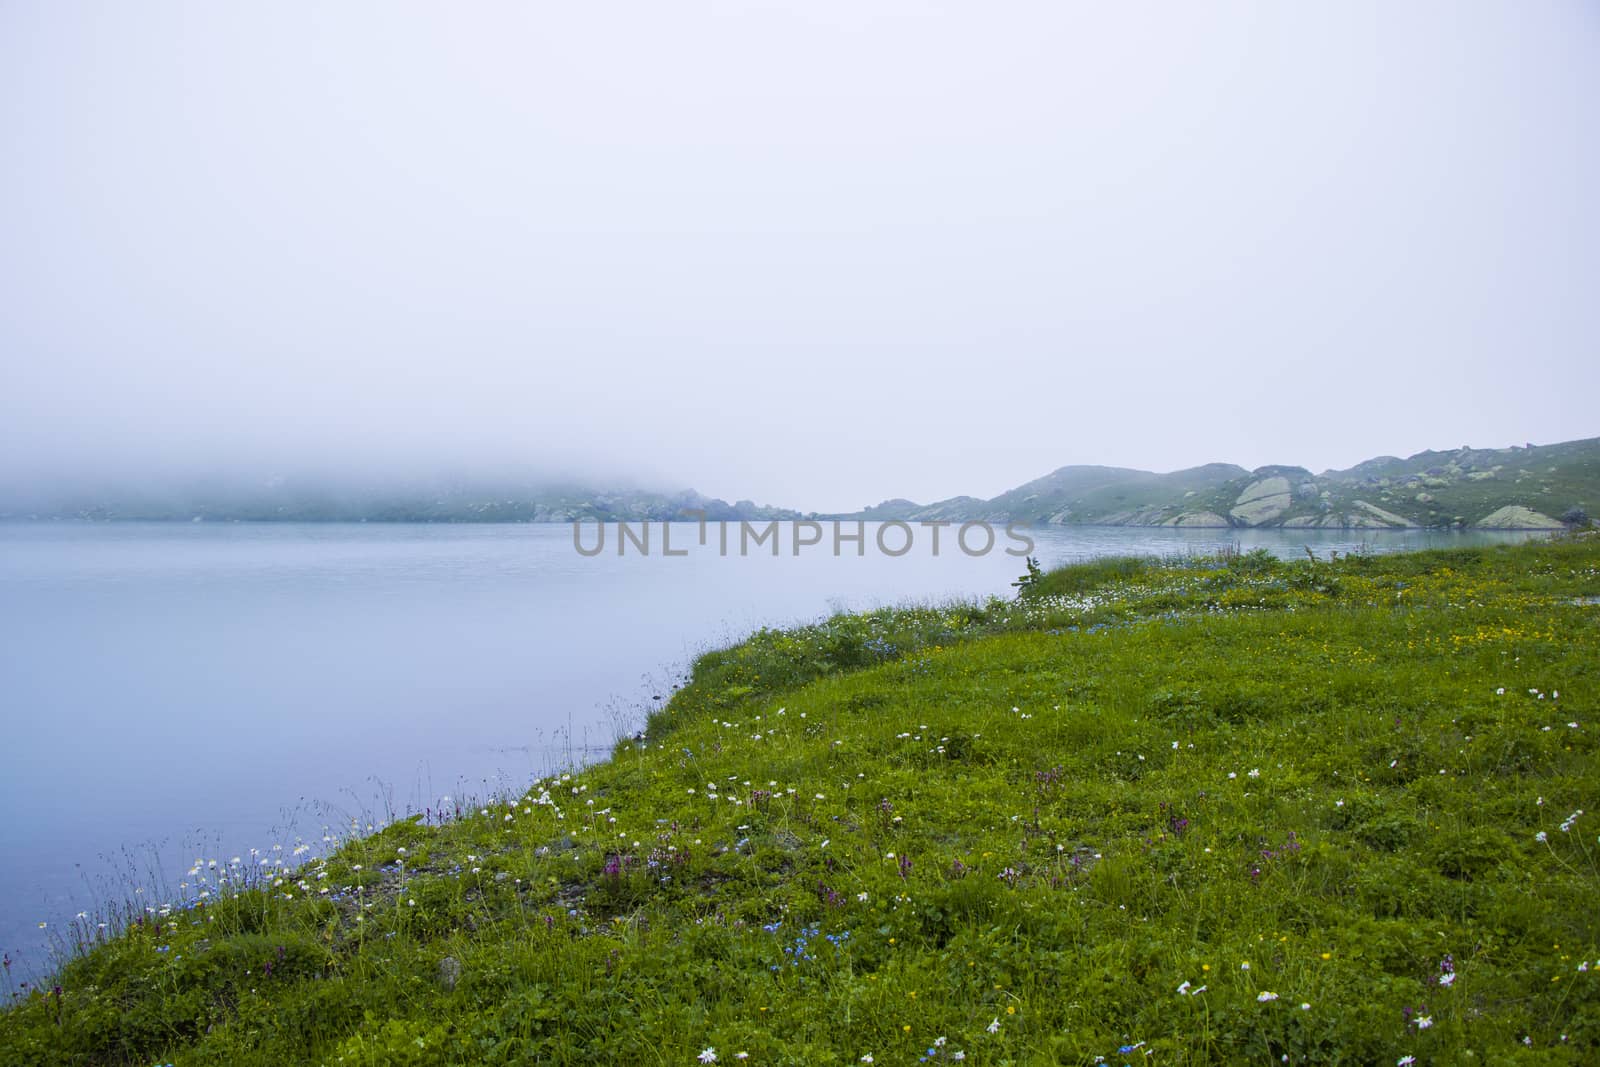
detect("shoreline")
(5, 535), (1598, 1063)
(0, 516), (1573, 532)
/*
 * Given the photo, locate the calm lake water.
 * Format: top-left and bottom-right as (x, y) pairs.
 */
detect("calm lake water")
(0, 521), (1542, 975)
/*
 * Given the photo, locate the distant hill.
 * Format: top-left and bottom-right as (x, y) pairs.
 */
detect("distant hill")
(840, 437), (1600, 530)
(0, 477), (801, 524)
(5, 436), (1596, 529)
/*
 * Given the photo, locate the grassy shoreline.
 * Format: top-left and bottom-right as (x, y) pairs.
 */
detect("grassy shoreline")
(4, 536), (1599, 1064)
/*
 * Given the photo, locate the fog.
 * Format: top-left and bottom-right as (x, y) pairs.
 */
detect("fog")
(2, 2), (1596, 513)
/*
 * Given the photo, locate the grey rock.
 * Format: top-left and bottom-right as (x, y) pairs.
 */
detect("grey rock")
(1476, 505), (1564, 530)
(1229, 477), (1292, 525)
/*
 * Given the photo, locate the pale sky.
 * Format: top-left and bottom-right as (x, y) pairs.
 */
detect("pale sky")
(2, 2), (1596, 512)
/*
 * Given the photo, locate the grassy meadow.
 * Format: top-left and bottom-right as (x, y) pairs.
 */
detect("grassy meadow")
(4, 536), (1599, 1065)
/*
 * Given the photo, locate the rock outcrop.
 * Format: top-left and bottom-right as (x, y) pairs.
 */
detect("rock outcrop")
(1475, 506), (1564, 529)
(1162, 511), (1231, 528)
(1228, 477), (1292, 526)
(1349, 501), (1413, 527)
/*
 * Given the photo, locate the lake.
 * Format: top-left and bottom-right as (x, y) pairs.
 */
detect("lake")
(0, 520), (1541, 976)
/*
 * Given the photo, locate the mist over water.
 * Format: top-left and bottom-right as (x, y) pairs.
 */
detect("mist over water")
(3, 4), (1597, 512)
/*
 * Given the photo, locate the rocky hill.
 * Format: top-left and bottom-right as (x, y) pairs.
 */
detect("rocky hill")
(845, 436), (1600, 530)
(7, 437), (1596, 529)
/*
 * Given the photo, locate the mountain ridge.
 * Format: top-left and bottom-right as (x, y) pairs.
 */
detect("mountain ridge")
(834, 436), (1600, 530)
(3, 436), (1595, 529)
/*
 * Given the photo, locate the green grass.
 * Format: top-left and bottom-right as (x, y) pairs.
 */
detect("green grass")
(6, 536), (1600, 1064)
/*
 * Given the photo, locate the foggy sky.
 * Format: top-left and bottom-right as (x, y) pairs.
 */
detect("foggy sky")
(2, 2), (1596, 512)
